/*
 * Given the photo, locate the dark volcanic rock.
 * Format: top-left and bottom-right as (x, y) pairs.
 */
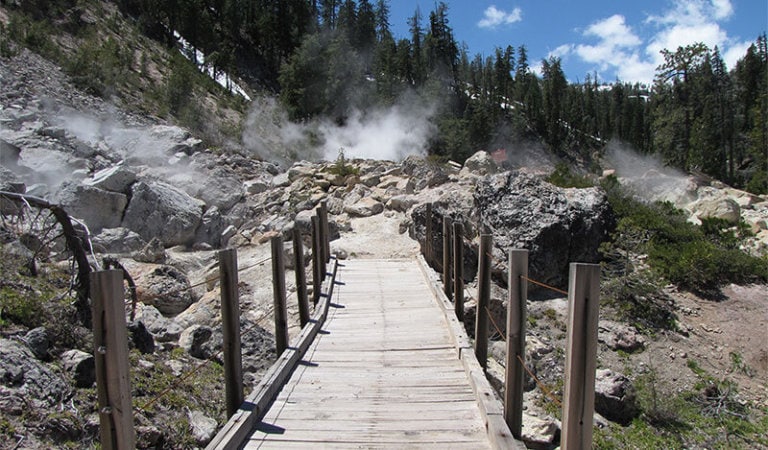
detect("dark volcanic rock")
(0, 338), (70, 406)
(61, 349), (95, 388)
(24, 326), (50, 360)
(474, 172), (613, 290)
(127, 320), (156, 354)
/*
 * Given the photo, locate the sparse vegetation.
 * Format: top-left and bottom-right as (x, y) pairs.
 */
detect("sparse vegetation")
(328, 147), (360, 178)
(601, 176), (768, 299)
(595, 360), (767, 449)
(546, 163), (594, 188)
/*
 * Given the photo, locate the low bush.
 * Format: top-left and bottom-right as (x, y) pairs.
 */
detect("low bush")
(601, 177), (768, 295)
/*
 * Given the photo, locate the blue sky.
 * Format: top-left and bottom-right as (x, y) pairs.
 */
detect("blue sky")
(387, 0), (767, 84)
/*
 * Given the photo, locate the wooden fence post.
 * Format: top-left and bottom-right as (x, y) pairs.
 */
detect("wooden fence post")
(453, 222), (464, 321)
(442, 216), (453, 300)
(475, 234), (492, 370)
(425, 203), (433, 265)
(319, 200), (331, 263)
(219, 248), (243, 418)
(293, 227), (310, 327)
(271, 235), (289, 355)
(311, 215), (322, 305)
(91, 270), (135, 450)
(505, 249), (528, 438)
(561, 263), (600, 450)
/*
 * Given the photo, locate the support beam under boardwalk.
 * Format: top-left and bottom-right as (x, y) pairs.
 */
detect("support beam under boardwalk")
(244, 259), (521, 449)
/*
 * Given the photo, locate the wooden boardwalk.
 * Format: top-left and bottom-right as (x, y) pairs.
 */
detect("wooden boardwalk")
(244, 258), (497, 449)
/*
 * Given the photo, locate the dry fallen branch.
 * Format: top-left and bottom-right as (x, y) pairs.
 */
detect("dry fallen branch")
(0, 191), (93, 328)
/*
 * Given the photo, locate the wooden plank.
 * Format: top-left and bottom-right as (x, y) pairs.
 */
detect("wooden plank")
(245, 259), (495, 449)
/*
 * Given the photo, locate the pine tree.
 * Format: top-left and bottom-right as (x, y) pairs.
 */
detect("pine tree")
(653, 42), (709, 170)
(541, 56), (567, 152)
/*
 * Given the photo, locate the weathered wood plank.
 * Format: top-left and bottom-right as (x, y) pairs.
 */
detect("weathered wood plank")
(244, 259), (495, 449)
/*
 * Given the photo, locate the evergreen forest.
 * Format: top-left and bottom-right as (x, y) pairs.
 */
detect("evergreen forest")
(7, 0), (768, 193)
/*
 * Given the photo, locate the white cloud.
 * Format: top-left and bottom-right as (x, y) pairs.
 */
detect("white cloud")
(584, 14), (642, 47)
(559, 0), (746, 84)
(712, 0), (734, 19)
(573, 15), (645, 77)
(478, 5), (522, 29)
(723, 40), (751, 69)
(550, 44), (575, 59)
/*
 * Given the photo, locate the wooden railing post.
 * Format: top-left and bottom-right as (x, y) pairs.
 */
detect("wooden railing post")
(453, 222), (464, 321)
(219, 248), (243, 418)
(442, 216), (453, 300)
(425, 203), (433, 265)
(91, 270), (135, 450)
(562, 263), (600, 450)
(271, 235), (289, 355)
(311, 215), (322, 305)
(505, 249), (528, 438)
(475, 234), (492, 370)
(293, 227), (310, 327)
(319, 200), (330, 263)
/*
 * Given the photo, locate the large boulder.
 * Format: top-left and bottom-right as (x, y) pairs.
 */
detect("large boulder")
(122, 181), (204, 247)
(240, 320), (277, 374)
(460, 150), (499, 178)
(83, 165), (136, 194)
(474, 172), (613, 289)
(55, 183), (128, 234)
(521, 414), (560, 449)
(689, 189), (741, 224)
(344, 196), (384, 217)
(179, 325), (221, 360)
(0, 138), (22, 169)
(188, 410), (217, 446)
(401, 156), (451, 190)
(133, 304), (184, 342)
(92, 227), (146, 254)
(195, 206), (226, 248)
(170, 166), (243, 213)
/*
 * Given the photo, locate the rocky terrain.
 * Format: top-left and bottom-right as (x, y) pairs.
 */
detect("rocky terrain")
(1, 48), (767, 449)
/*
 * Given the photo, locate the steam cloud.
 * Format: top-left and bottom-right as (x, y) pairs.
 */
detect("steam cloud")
(241, 95), (438, 165)
(604, 140), (695, 206)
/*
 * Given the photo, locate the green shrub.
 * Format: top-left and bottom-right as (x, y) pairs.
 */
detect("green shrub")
(546, 163), (594, 188)
(66, 36), (133, 97)
(0, 23), (17, 58)
(328, 148), (359, 177)
(601, 178), (768, 294)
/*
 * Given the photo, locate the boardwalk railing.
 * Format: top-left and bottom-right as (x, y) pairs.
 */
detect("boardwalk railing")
(424, 203), (600, 448)
(88, 203), (334, 450)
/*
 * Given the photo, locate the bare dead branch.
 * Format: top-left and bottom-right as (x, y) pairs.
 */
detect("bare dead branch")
(0, 191), (92, 328)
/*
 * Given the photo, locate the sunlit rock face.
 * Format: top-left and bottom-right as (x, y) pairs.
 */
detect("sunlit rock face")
(474, 171), (614, 290)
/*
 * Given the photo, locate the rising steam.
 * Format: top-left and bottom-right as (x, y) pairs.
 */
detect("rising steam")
(604, 140), (696, 206)
(241, 95), (438, 165)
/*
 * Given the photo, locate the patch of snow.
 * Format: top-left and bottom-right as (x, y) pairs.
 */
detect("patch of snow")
(173, 31), (251, 102)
